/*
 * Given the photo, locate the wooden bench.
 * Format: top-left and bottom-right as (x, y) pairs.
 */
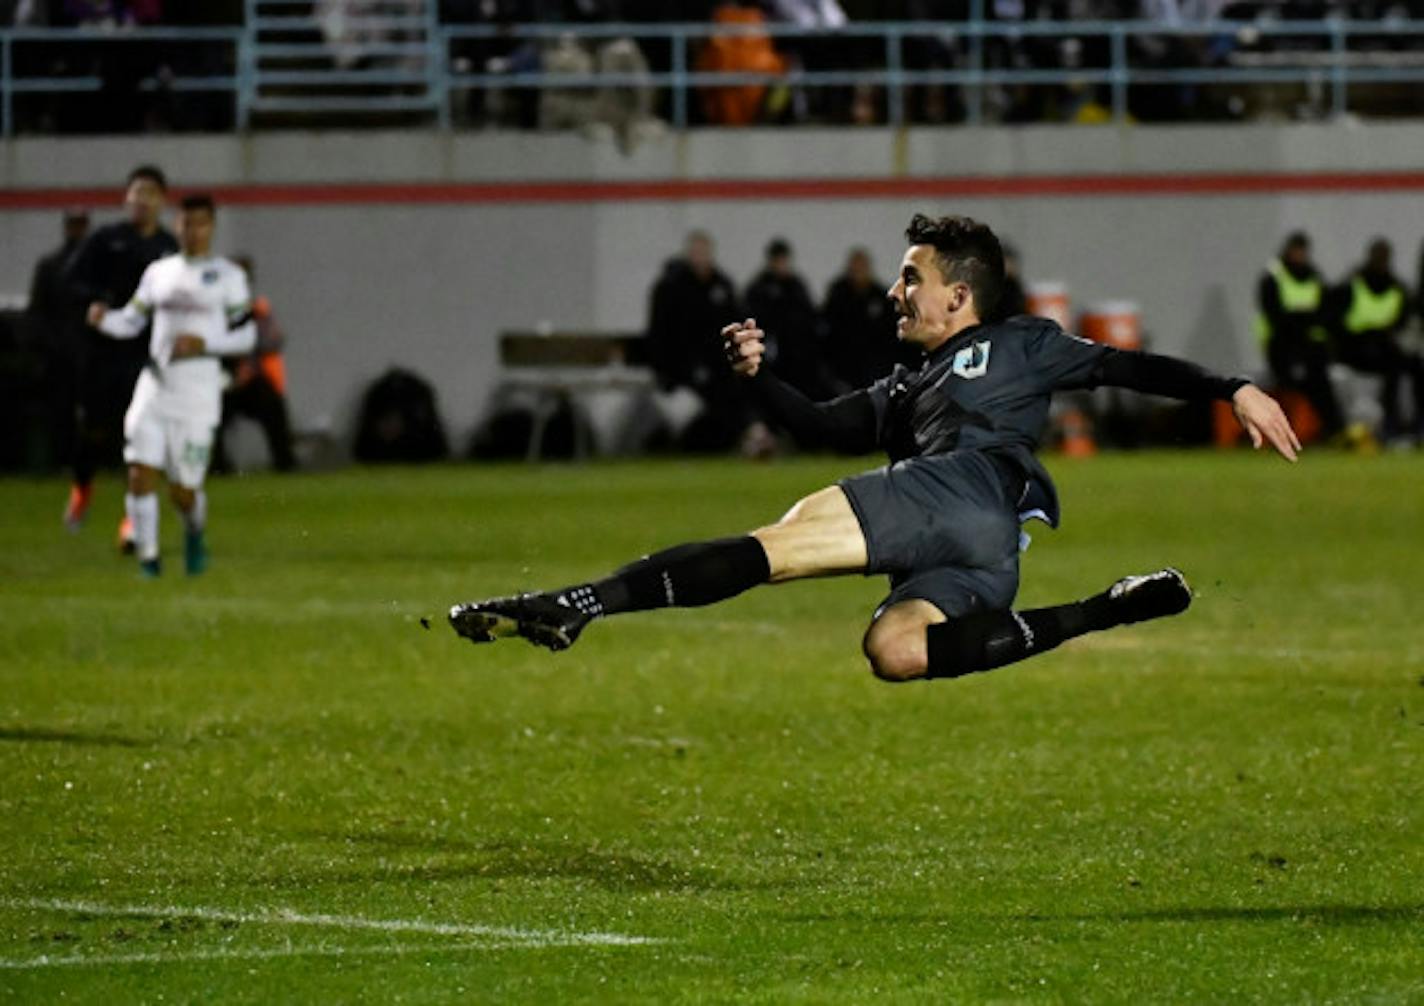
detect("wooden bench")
(492, 330), (655, 461)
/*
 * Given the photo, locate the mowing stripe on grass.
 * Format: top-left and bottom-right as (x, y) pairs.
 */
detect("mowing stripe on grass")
(0, 941), (535, 971)
(7, 898), (661, 948)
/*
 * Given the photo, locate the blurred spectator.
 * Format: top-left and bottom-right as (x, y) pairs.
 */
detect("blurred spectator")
(764, 0), (847, 121)
(318, 0), (414, 70)
(821, 246), (910, 391)
(1254, 231), (1343, 440)
(26, 208), (90, 467)
(993, 241), (1029, 321)
(215, 256), (297, 473)
(538, 32), (598, 129)
(696, 3), (787, 126)
(646, 231), (758, 451)
(745, 237), (834, 398)
(62, 164), (178, 537)
(62, 0), (162, 25)
(1328, 238), (1423, 444)
(591, 34), (663, 151)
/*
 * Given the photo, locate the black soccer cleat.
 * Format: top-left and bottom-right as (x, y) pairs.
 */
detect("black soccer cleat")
(1106, 567), (1192, 626)
(448, 592), (591, 652)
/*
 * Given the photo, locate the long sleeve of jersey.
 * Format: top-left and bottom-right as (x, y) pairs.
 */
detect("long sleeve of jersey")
(1093, 348), (1248, 401)
(747, 369), (880, 454)
(202, 270), (257, 356)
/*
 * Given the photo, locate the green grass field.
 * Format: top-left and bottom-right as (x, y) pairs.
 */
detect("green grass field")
(2, 452), (1421, 1004)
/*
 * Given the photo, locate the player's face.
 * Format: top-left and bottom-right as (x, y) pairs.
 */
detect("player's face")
(125, 178), (165, 228)
(888, 244), (971, 350)
(177, 208), (215, 256)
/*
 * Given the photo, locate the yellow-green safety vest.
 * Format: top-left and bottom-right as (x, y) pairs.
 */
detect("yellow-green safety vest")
(1342, 275), (1405, 335)
(1254, 259), (1325, 345)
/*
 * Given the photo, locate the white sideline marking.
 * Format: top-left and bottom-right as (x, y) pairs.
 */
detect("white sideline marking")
(7, 897), (660, 949)
(0, 941), (512, 971)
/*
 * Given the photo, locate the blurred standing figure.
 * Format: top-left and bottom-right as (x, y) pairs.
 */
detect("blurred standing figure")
(1329, 238), (1423, 444)
(1254, 231), (1343, 440)
(63, 165), (178, 544)
(822, 246), (911, 391)
(745, 238), (833, 399)
(994, 242), (1028, 321)
(87, 194), (256, 578)
(646, 231), (755, 451)
(26, 208), (90, 468)
(215, 256), (297, 473)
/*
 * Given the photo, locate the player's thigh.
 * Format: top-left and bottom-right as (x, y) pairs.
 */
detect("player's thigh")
(123, 403), (166, 475)
(164, 419), (214, 491)
(752, 484), (868, 582)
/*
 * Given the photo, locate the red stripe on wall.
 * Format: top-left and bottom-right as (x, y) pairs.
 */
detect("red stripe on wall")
(5, 171), (1424, 209)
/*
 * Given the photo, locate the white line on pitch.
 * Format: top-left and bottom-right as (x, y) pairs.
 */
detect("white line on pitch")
(7, 898), (661, 948)
(0, 941), (523, 971)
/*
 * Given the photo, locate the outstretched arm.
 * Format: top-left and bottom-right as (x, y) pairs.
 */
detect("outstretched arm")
(723, 319), (879, 454)
(88, 298), (150, 339)
(1094, 349), (1300, 461)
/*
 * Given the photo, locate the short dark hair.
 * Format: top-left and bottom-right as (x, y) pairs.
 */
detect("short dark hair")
(1282, 231), (1311, 253)
(766, 237), (792, 259)
(127, 164), (168, 191)
(180, 193), (216, 215)
(905, 213), (1005, 318)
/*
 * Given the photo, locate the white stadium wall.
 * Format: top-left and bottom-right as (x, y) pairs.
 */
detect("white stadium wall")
(3, 123), (1423, 450)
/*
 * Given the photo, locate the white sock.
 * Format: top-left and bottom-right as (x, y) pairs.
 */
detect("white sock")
(127, 492), (159, 562)
(183, 489), (207, 534)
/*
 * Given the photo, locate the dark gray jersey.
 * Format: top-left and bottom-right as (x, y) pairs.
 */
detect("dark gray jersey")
(865, 315), (1109, 463)
(750, 313), (1245, 531)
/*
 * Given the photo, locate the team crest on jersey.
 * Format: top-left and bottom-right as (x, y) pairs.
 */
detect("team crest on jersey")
(202, 269), (220, 284)
(951, 340), (992, 379)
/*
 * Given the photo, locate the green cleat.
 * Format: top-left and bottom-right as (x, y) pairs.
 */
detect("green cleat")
(139, 557), (162, 579)
(184, 530), (208, 576)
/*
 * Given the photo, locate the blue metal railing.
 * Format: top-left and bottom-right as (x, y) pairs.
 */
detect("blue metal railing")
(3, 17), (1424, 137)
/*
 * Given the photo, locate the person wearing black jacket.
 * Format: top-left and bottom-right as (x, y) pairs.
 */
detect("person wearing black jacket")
(644, 230), (750, 451)
(26, 208), (90, 468)
(1328, 238), (1423, 443)
(62, 165), (178, 541)
(449, 214), (1299, 687)
(1256, 231), (1343, 440)
(822, 245), (914, 391)
(744, 238), (834, 400)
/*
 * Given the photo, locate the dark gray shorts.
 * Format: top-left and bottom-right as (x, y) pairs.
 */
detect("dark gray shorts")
(840, 451), (1021, 618)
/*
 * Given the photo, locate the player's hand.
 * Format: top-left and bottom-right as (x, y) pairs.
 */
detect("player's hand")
(1232, 384), (1301, 461)
(171, 334), (207, 360)
(721, 318), (765, 377)
(86, 302), (107, 327)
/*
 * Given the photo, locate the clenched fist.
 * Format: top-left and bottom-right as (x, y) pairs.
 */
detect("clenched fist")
(721, 318), (765, 378)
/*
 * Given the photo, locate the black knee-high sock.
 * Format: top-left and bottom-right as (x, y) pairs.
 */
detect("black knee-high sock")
(555, 536), (771, 618)
(924, 590), (1119, 679)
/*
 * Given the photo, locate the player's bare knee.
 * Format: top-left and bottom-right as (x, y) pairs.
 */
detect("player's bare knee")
(170, 484), (195, 511)
(862, 624), (926, 683)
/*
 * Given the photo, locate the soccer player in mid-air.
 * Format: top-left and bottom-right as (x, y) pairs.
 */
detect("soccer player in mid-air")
(449, 215), (1300, 683)
(88, 194), (256, 577)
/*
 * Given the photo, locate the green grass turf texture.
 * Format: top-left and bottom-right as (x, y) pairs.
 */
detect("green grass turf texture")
(1, 451), (1421, 1004)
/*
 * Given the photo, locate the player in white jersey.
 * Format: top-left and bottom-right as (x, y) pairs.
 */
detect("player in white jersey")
(87, 194), (256, 577)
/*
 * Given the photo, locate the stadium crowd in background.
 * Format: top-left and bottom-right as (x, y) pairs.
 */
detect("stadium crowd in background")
(8, 0), (1424, 135)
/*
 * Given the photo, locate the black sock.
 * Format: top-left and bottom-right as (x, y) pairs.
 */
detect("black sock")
(557, 536), (771, 618)
(925, 588), (1119, 679)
